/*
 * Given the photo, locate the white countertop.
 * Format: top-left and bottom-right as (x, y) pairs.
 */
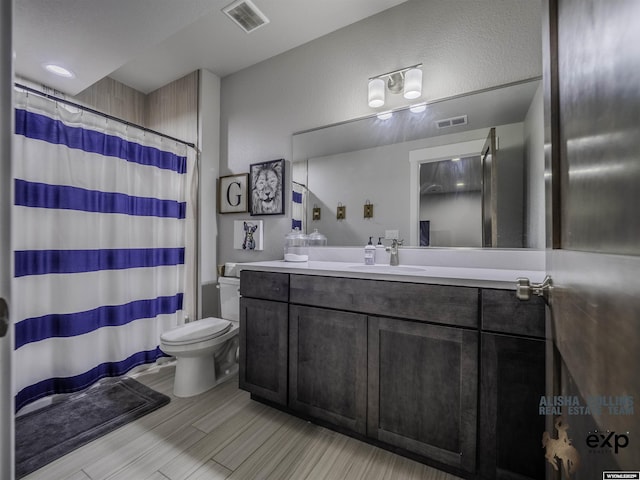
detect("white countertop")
(238, 260), (546, 290)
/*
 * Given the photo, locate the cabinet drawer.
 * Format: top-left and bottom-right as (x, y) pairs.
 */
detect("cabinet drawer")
(240, 270), (289, 302)
(481, 289), (545, 338)
(290, 274), (478, 328)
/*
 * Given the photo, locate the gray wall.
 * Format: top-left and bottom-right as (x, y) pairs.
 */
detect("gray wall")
(307, 143), (411, 247)
(523, 84), (545, 248)
(218, 0), (542, 263)
(494, 123), (525, 247)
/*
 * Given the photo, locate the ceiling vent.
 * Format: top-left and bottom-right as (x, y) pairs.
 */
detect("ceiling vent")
(223, 0), (270, 33)
(435, 115), (468, 129)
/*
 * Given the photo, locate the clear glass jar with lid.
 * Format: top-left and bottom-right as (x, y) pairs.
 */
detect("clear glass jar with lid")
(284, 228), (309, 262)
(307, 229), (327, 246)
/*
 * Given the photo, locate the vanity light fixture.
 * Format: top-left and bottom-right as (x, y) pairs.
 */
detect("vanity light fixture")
(43, 63), (75, 78)
(403, 67), (422, 99)
(368, 78), (385, 108)
(368, 64), (423, 109)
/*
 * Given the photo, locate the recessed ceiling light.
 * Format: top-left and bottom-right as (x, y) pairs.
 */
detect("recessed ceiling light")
(456, 182), (465, 187)
(43, 64), (75, 78)
(451, 157), (461, 162)
(377, 111), (393, 120)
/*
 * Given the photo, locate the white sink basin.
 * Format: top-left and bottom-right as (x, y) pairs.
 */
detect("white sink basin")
(347, 264), (427, 273)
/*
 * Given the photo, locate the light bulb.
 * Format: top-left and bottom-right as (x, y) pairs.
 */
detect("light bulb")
(368, 78), (385, 108)
(403, 68), (422, 100)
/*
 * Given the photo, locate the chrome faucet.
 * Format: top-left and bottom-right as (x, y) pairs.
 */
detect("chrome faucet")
(385, 239), (404, 266)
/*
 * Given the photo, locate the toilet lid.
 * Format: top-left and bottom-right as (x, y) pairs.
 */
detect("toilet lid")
(161, 317), (232, 345)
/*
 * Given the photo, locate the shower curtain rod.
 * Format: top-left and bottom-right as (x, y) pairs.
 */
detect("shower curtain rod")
(14, 83), (197, 149)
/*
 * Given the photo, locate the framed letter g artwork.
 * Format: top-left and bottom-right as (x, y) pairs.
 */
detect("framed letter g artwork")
(218, 174), (248, 213)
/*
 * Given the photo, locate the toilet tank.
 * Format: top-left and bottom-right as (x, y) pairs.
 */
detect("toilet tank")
(218, 276), (240, 322)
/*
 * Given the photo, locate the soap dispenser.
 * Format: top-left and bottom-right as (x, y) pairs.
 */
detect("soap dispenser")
(364, 237), (376, 265)
(375, 237), (385, 264)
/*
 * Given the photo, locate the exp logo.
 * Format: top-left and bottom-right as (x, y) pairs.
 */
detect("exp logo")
(587, 431), (630, 454)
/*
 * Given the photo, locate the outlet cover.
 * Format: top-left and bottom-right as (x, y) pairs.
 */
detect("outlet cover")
(385, 229), (399, 240)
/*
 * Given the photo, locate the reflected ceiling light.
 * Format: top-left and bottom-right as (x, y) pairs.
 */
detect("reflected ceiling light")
(368, 63), (422, 109)
(377, 111), (393, 120)
(409, 102), (427, 113)
(451, 157), (461, 162)
(456, 182), (465, 187)
(43, 64), (75, 78)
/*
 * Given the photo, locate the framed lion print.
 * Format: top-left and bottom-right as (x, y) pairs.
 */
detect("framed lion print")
(249, 158), (285, 216)
(218, 173), (248, 214)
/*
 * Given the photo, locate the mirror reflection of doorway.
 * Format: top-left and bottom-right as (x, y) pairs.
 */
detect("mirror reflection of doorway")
(419, 220), (430, 246)
(481, 127), (497, 247)
(419, 155), (482, 247)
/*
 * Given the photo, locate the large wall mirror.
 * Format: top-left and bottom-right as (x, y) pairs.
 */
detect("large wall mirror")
(292, 77), (545, 249)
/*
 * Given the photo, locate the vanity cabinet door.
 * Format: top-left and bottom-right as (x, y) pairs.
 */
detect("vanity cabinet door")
(367, 316), (478, 474)
(479, 332), (545, 480)
(239, 297), (288, 406)
(288, 304), (368, 434)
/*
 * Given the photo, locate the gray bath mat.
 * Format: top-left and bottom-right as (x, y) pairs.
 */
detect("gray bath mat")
(15, 377), (170, 478)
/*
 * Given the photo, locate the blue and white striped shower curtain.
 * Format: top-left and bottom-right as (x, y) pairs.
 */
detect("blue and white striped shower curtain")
(12, 91), (197, 411)
(292, 181), (307, 232)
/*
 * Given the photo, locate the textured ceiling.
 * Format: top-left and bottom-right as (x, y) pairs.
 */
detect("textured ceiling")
(14, 0), (408, 95)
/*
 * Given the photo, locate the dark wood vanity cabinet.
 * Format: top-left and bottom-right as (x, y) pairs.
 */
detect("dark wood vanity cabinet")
(238, 271), (289, 405)
(239, 270), (546, 478)
(288, 304), (368, 434)
(368, 316), (478, 473)
(479, 289), (546, 480)
(290, 274), (479, 474)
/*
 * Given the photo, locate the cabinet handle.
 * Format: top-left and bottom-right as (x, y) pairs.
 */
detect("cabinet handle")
(516, 276), (552, 303)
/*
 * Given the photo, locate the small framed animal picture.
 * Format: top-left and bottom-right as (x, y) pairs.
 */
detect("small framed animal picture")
(233, 220), (264, 250)
(218, 173), (248, 214)
(249, 158), (285, 216)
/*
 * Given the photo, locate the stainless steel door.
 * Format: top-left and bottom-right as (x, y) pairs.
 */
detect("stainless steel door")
(544, 0), (640, 476)
(0, 1), (14, 478)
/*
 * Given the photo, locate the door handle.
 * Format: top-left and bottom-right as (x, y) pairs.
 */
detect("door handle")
(516, 276), (552, 302)
(0, 298), (8, 337)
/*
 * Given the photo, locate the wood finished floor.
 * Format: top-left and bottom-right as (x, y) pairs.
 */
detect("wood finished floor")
(23, 363), (463, 480)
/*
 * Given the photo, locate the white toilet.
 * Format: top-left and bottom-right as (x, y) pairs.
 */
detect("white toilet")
(160, 276), (240, 397)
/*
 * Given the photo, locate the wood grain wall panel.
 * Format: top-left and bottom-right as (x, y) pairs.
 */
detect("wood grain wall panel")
(74, 71), (199, 146)
(145, 71), (198, 145)
(74, 77), (146, 126)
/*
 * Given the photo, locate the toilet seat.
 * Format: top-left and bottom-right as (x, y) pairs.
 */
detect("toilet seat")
(161, 317), (231, 346)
